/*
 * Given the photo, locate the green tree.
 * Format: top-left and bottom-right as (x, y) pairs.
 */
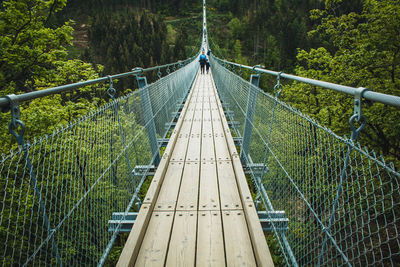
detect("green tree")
(285, 0), (400, 166)
(0, 0), (103, 154)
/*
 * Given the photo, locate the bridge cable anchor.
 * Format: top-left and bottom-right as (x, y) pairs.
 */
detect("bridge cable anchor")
(106, 75), (116, 100)
(350, 87), (369, 141)
(273, 72), (284, 97)
(157, 68), (162, 79)
(3, 94), (25, 143)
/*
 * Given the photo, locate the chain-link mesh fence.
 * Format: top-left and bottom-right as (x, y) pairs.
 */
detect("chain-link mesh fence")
(211, 56), (400, 266)
(0, 59), (198, 266)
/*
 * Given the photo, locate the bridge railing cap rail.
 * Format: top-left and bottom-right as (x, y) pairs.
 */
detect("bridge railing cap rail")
(0, 55), (198, 112)
(213, 56), (400, 108)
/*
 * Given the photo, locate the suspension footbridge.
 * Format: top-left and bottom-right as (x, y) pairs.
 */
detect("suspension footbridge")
(1, 1), (400, 266)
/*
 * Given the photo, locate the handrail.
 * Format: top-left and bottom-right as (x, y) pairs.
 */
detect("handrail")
(212, 56), (400, 108)
(0, 55), (198, 111)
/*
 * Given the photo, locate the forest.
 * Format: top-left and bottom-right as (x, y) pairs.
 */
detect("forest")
(208, 0), (399, 168)
(0, 0), (399, 266)
(2, 0), (397, 166)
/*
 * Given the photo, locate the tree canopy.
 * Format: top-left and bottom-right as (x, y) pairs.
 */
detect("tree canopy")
(0, 0), (105, 154)
(284, 0), (400, 166)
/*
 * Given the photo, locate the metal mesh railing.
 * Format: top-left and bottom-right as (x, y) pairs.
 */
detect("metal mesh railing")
(211, 56), (400, 266)
(0, 59), (198, 266)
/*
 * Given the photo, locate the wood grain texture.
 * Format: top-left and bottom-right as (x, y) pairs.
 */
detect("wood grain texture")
(196, 211), (226, 267)
(176, 162), (200, 211)
(154, 161), (185, 211)
(199, 161), (220, 211)
(135, 212), (174, 267)
(165, 211), (197, 267)
(217, 160), (242, 210)
(222, 210), (257, 267)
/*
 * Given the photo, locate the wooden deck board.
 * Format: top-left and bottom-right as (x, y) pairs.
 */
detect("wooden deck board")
(165, 211), (197, 267)
(135, 211), (174, 267)
(217, 160), (243, 210)
(196, 211), (226, 267)
(199, 161), (220, 211)
(222, 210), (257, 267)
(154, 162), (185, 211)
(176, 162), (200, 211)
(201, 135), (215, 162)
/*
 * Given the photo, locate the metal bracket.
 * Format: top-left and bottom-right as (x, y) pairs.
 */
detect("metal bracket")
(274, 72), (283, 97)
(353, 87), (369, 121)
(252, 64), (264, 74)
(242, 163), (269, 176)
(350, 87), (369, 141)
(106, 76), (116, 100)
(132, 67), (144, 75)
(132, 165), (157, 177)
(165, 121), (176, 131)
(227, 121), (240, 128)
(108, 210), (288, 234)
(258, 210), (289, 232)
(4, 94), (21, 125)
(3, 94), (25, 141)
(233, 137), (242, 146)
(158, 138), (170, 147)
(108, 212), (139, 233)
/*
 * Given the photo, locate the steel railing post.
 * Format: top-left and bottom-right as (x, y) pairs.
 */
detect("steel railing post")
(240, 74), (260, 164)
(137, 76), (161, 166)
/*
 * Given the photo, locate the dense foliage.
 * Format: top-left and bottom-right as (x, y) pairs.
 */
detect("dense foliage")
(0, 0), (106, 155)
(284, 0), (400, 166)
(208, 0), (400, 168)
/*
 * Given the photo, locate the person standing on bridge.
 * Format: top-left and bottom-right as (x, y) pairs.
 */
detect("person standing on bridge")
(206, 60), (210, 74)
(199, 51), (208, 74)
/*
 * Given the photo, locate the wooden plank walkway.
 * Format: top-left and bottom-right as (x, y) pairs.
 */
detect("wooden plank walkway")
(117, 70), (274, 267)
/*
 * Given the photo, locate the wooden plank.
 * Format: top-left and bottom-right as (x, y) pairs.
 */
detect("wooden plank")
(186, 100), (202, 161)
(199, 161), (220, 211)
(210, 101), (231, 161)
(222, 210), (257, 267)
(135, 211), (174, 267)
(242, 201), (275, 267)
(201, 135), (215, 162)
(231, 156), (253, 202)
(141, 153), (170, 205)
(217, 160), (242, 210)
(176, 162), (200, 210)
(165, 211), (197, 267)
(116, 204), (152, 267)
(170, 134), (190, 162)
(186, 136), (201, 162)
(231, 156), (274, 266)
(202, 108), (212, 121)
(154, 161), (185, 211)
(214, 134), (230, 161)
(202, 119), (213, 135)
(196, 211), (226, 267)
(179, 119), (194, 136)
